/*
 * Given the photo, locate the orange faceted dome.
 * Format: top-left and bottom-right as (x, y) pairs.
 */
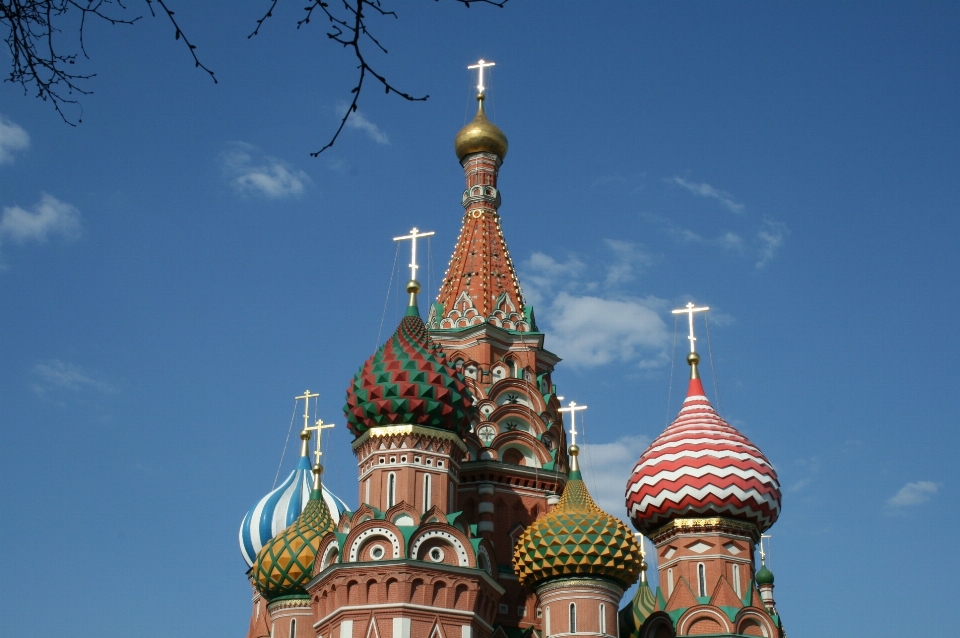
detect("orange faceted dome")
(454, 95), (508, 161)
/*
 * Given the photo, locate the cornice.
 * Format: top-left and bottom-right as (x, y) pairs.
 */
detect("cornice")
(352, 424), (468, 453)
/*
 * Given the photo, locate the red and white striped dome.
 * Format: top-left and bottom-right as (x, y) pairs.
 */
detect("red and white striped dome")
(625, 377), (781, 535)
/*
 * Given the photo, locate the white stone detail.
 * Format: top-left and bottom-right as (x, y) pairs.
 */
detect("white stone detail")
(687, 541), (712, 554)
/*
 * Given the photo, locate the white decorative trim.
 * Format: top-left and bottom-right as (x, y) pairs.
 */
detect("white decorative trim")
(410, 530), (470, 567)
(348, 527), (401, 562)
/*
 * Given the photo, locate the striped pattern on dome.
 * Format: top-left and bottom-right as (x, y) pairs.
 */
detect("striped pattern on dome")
(239, 455), (349, 567)
(625, 378), (781, 535)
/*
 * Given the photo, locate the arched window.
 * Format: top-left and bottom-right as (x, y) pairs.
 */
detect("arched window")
(423, 474), (432, 512)
(448, 480), (455, 512)
(545, 606), (551, 637)
(697, 563), (707, 597)
(732, 564), (741, 597)
(569, 603), (577, 634)
(667, 568), (674, 597)
(290, 619), (297, 638)
(599, 603), (606, 635)
(387, 472), (396, 508)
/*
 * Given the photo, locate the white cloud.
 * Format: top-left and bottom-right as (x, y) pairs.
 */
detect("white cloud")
(337, 103), (389, 145)
(221, 142), (310, 198)
(756, 219), (788, 268)
(520, 251), (586, 306)
(32, 360), (115, 397)
(577, 434), (651, 518)
(0, 193), (82, 245)
(603, 239), (653, 287)
(887, 481), (939, 508)
(668, 176), (745, 214)
(546, 292), (669, 368)
(0, 114), (30, 164)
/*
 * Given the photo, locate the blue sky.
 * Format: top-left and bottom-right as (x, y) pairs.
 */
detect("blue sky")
(1, 3), (958, 637)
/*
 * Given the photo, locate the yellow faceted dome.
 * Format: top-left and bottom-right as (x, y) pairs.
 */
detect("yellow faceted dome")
(251, 468), (335, 600)
(513, 459), (642, 589)
(454, 95), (508, 161)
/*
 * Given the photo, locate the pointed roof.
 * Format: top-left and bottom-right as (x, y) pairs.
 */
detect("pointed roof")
(431, 210), (529, 332)
(625, 374), (782, 535)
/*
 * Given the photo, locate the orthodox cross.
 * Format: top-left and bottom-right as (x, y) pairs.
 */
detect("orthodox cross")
(467, 59), (496, 94)
(305, 417), (335, 465)
(559, 400), (588, 446)
(295, 389), (319, 432)
(759, 534), (771, 566)
(672, 301), (710, 353)
(393, 227), (435, 281)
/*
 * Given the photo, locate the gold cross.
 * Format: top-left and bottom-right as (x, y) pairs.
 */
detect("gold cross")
(305, 417), (335, 465)
(467, 59), (496, 94)
(672, 302), (710, 354)
(295, 390), (319, 433)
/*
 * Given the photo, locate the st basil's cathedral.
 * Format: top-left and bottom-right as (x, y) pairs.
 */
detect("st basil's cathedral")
(238, 64), (786, 638)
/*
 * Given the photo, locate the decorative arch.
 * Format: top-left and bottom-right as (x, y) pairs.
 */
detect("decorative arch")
(409, 529), (471, 567)
(676, 607), (732, 636)
(735, 610), (774, 637)
(488, 379), (547, 412)
(347, 526), (402, 562)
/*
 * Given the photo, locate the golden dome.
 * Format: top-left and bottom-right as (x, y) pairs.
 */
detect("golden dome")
(454, 95), (508, 161)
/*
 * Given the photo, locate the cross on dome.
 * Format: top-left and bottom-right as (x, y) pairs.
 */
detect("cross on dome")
(559, 400), (588, 446)
(295, 390), (319, 432)
(305, 417), (335, 465)
(467, 59), (495, 94)
(393, 226), (435, 282)
(672, 301), (710, 354)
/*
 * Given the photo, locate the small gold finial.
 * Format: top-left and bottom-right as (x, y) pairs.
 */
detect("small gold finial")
(311, 462), (324, 491)
(635, 533), (648, 582)
(687, 351), (701, 380)
(299, 429), (312, 457)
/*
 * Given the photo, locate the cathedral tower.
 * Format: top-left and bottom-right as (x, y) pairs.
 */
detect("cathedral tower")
(427, 73), (568, 631)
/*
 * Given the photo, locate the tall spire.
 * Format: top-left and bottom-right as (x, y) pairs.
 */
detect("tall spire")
(432, 60), (529, 332)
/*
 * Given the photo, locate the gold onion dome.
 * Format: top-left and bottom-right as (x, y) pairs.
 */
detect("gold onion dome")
(454, 94), (508, 161)
(251, 463), (335, 601)
(513, 450), (642, 589)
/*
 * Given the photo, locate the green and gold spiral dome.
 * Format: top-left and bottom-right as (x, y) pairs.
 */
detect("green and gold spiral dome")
(251, 463), (335, 600)
(513, 446), (642, 589)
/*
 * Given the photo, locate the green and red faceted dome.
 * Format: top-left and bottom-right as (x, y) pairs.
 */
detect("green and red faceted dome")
(344, 312), (473, 437)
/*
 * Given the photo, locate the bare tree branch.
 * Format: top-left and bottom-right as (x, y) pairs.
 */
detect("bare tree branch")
(250, 0), (507, 156)
(1, 0), (216, 123)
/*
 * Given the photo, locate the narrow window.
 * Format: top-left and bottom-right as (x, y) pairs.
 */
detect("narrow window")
(448, 480), (455, 512)
(423, 474), (432, 512)
(732, 564), (741, 597)
(387, 472), (396, 508)
(667, 568), (674, 597)
(290, 619), (297, 638)
(545, 606), (551, 637)
(256, 600), (260, 619)
(697, 563), (707, 597)
(569, 603), (577, 634)
(364, 479), (371, 505)
(599, 603), (606, 635)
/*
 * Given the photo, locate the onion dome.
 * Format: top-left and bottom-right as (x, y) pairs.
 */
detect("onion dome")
(454, 94), (508, 161)
(625, 354), (782, 535)
(756, 565), (775, 585)
(239, 431), (350, 567)
(251, 461), (335, 600)
(514, 445), (642, 589)
(344, 283), (473, 438)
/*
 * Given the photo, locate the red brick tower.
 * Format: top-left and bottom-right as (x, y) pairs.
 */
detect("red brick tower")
(427, 89), (568, 632)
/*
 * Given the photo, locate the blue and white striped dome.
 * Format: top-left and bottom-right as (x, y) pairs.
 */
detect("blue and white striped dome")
(239, 455), (350, 567)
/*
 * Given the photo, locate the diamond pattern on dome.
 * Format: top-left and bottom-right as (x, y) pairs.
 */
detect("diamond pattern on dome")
(252, 491), (334, 600)
(625, 378), (782, 535)
(344, 314), (472, 437)
(513, 473), (641, 589)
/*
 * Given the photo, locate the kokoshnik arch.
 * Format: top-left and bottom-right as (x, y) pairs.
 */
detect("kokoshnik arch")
(237, 61), (787, 638)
